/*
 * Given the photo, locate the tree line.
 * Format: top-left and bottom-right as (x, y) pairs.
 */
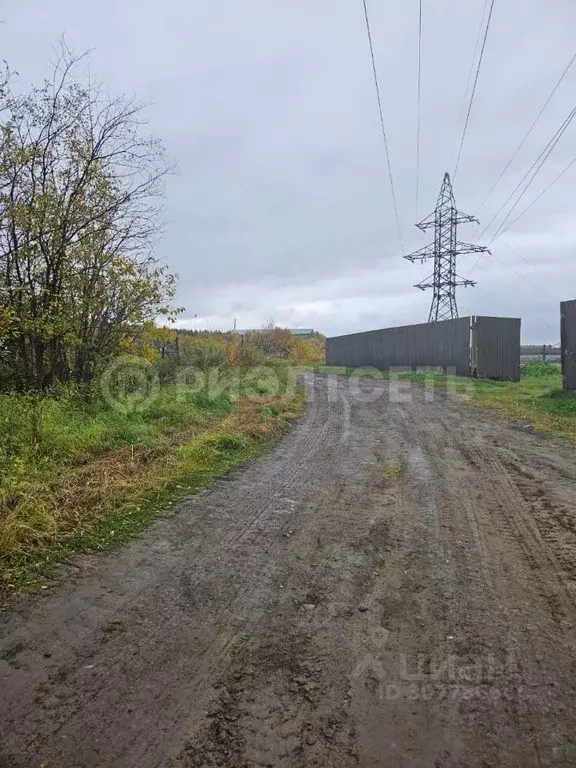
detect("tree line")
(0, 44), (178, 391)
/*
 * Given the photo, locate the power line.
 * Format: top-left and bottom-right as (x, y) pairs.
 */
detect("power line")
(476, 240), (567, 305)
(415, 0), (423, 218)
(476, 104), (576, 244)
(465, 161), (575, 297)
(460, 281), (524, 316)
(452, 0), (491, 157)
(361, 0), (404, 253)
(462, 275), (560, 338)
(494, 155), (576, 239)
(501, 241), (567, 298)
(467, 239), (567, 314)
(487, 105), (576, 243)
(453, 0), (497, 180)
(471, 258), (561, 319)
(476, 48), (576, 214)
(469, 104), (576, 285)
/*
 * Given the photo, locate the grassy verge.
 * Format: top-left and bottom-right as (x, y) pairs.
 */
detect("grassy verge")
(0, 370), (304, 596)
(299, 362), (576, 441)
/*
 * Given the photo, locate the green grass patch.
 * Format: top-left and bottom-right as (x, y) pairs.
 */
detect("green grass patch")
(521, 360), (560, 378)
(383, 465), (404, 479)
(2, 433), (266, 595)
(465, 373), (576, 438)
(0, 377), (305, 597)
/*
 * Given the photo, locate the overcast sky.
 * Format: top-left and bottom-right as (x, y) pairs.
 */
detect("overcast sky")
(3, 0), (576, 342)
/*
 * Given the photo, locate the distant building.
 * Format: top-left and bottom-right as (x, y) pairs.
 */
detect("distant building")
(289, 329), (315, 337)
(154, 338), (181, 358)
(232, 328), (315, 337)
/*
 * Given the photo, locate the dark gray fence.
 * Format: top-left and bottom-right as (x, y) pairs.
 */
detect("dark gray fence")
(473, 316), (521, 381)
(326, 315), (521, 380)
(561, 300), (576, 389)
(326, 317), (471, 374)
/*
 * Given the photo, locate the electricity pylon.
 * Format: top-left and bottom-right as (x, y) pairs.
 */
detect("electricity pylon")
(405, 172), (490, 322)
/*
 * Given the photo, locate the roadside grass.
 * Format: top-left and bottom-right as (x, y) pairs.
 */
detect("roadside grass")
(0, 369), (304, 596)
(299, 363), (576, 441)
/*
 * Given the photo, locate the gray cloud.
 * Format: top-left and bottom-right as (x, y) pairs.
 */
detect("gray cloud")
(4, 0), (576, 342)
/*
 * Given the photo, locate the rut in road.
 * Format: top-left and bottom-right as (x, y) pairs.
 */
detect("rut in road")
(1, 374), (576, 767)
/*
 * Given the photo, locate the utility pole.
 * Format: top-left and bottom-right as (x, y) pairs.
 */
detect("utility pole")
(405, 172), (490, 322)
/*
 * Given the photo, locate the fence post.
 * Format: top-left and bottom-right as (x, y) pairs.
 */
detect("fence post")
(542, 344), (546, 361)
(470, 316), (477, 377)
(561, 300), (576, 389)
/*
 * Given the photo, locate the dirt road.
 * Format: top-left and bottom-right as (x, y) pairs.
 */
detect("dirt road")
(1, 374), (576, 767)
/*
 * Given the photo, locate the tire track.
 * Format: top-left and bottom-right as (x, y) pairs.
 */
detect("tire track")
(2, 376), (576, 767)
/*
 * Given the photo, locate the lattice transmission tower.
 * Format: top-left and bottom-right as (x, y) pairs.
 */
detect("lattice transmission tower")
(405, 172), (490, 322)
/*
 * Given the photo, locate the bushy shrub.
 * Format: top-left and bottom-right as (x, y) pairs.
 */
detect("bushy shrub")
(156, 355), (183, 384)
(174, 328), (325, 367)
(184, 346), (227, 371)
(521, 361), (560, 378)
(227, 342), (267, 367)
(248, 328), (293, 359)
(156, 347), (227, 383)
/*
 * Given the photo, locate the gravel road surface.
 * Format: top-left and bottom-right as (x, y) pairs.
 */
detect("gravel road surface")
(1, 374), (576, 767)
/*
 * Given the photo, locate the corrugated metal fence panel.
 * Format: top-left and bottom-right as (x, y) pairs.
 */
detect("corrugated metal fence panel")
(473, 316), (521, 381)
(326, 317), (471, 374)
(561, 300), (576, 389)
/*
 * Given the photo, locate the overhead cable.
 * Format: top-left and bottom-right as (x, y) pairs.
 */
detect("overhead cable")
(476, 104), (576, 243)
(476, 48), (576, 213)
(361, 0), (404, 253)
(453, 0), (497, 179)
(415, 0), (423, 217)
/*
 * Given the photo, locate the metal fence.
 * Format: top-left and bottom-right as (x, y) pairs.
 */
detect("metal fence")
(472, 316), (521, 381)
(326, 315), (521, 380)
(561, 300), (576, 389)
(326, 317), (471, 374)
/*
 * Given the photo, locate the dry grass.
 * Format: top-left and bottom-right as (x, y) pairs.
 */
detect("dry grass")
(0, 389), (304, 594)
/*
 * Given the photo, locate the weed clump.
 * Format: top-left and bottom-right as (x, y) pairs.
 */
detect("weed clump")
(0, 369), (304, 595)
(521, 361), (560, 378)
